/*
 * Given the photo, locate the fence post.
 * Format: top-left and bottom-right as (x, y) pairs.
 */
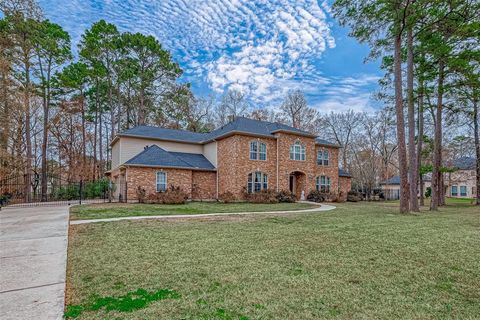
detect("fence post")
(79, 180), (83, 205)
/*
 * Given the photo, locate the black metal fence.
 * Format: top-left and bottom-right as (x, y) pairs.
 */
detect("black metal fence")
(0, 173), (127, 208)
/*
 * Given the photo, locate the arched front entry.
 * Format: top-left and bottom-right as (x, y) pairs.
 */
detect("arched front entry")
(289, 171), (306, 200)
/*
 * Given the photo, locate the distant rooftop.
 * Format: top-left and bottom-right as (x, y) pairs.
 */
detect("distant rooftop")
(451, 156), (476, 170)
(116, 117), (339, 147)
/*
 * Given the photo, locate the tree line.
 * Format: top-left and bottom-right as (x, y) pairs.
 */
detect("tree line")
(333, 0), (480, 210)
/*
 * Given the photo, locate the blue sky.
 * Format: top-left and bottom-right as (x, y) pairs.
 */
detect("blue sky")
(38, 0), (383, 113)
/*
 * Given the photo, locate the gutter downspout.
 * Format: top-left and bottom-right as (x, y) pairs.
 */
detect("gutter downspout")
(276, 136), (279, 192)
(215, 140), (219, 199)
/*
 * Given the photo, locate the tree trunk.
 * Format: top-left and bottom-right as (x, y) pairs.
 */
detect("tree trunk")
(473, 99), (479, 205)
(431, 60), (444, 211)
(407, 27), (418, 211)
(24, 54), (32, 202)
(81, 93), (86, 178)
(93, 106), (98, 180)
(40, 62), (51, 202)
(99, 111), (103, 177)
(41, 83), (48, 201)
(394, 31), (410, 213)
(417, 82), (425, 207)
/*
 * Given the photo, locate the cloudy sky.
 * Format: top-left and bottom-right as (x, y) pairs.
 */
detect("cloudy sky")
(39, 0), (383, 113)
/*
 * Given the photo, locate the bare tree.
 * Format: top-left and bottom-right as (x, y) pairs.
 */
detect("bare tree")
(279, 90), (307, 129)
(318, 110), (361, 169)
(216, 89), (249, 125)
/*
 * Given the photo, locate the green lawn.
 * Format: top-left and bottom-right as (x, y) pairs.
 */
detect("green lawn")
(70, 202), (316, 220)
(66, 201), (480, 319)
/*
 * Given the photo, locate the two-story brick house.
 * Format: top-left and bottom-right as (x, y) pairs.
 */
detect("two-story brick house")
(108, 117), (351, 201)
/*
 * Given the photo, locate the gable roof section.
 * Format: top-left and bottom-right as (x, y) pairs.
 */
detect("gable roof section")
(114, 117), (339, 147)
(124, 145), (215, 170)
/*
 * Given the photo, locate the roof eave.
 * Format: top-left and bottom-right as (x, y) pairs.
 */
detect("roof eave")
(123, 163), (217, 171)
(315, 142), (341, 148)
(203, 130), (276, 142)
(113, 133), (204, 145)
(270, 129), (317, 138)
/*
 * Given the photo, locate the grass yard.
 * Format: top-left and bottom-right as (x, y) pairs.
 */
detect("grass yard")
(69, 201), (316, 220)
(66, 200), (480, 319)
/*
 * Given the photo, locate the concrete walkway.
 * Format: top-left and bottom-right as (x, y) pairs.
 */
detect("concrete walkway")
(0, 205), (69, 320)
(71, 203), (336, 225)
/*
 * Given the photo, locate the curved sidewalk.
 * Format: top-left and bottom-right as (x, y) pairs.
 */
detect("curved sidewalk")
(71, 202), (336, 225)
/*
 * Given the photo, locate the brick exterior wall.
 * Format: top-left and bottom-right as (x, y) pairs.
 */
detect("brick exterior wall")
(216, 132), (350, 199)
(217, 135), (277, 198)
(192, 171), (217, 200)
(125, 167), (192, 200)
(339, 176), (352, 196)
(116, 132), (351, 201)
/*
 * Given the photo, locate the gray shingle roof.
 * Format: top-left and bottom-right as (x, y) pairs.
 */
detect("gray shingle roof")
(120, 126), (207, 143)
(452, 156), (476, 170)
(316, 138), (340, 147)
(117, 117), (338, 146)
(125, 145), (215, 170)
(338, 169), (352, 177)
(381, 174), (432, 185)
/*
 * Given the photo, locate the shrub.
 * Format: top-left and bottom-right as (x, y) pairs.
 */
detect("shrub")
(425, 187), (431, 198)
(276, 190), (296, 203)
(347, 190), (363, 202)
(83, 179), (110, 199)
(136, 186), (146, 203)
(245, 189), (278, 203)
(144, 185), (188, 204)
(219, 191), (236, 203)
(336, 191), (347, 203)
(307, 190), (329, 203)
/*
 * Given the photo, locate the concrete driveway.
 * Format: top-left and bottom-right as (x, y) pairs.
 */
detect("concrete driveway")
(0, 205), (69, 320)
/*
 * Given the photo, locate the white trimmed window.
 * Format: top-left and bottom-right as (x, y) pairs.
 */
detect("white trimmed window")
(316, 176), (331, 193)
(250, 141), (267, 160)
(289, 141), (306, 161)
(317, 150), (329, 166)
(451, 185), (458, 196)
(247, 172), (268, 193)
(460, 186), (467, 197)
(156, 171), (167, 192)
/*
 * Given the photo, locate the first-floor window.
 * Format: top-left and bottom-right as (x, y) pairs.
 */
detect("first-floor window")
(247, 171), (268, 193)
(451, 185), (458, 196)
(460, 186), (467, 197)
(316, 176), (331, 193)
(156, 171), (167, 192)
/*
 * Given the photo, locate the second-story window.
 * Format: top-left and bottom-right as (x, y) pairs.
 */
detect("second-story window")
(317, 150), (329, 166)
(290, 141), (305, 161)
(250, 141), (267, 160)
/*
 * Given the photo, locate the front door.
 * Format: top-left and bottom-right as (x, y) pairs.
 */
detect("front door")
(289, 174), (295, 193)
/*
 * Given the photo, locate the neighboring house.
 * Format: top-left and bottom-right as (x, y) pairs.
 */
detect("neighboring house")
(108, 117), (352, 201)
(445, 157), (477, 199)
(380, 175), (432, 200)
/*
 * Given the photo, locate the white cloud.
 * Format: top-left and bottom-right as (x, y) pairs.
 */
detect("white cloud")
(40, 0), (381, 111)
